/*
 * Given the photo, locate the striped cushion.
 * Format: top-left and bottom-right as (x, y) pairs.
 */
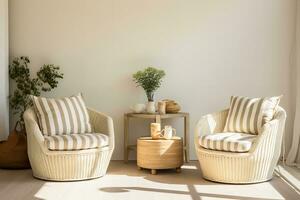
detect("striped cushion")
(44, 133), (109, 150)
(31, 94), (92, 136)
(199, 132), (257, 153)
(224, 96), (280, 135)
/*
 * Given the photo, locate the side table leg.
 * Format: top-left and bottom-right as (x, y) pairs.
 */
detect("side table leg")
(155, 115), (161, 124)
(151, 169), (157, 175)
(184, 114), (190, 162)
(124, 115), (129, 163)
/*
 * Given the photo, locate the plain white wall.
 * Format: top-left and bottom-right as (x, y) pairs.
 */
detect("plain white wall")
(9, 0), (296, 160)
(0, 0), (9, 141)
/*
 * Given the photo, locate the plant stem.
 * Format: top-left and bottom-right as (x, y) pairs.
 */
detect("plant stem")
(146, 92), (154, 102)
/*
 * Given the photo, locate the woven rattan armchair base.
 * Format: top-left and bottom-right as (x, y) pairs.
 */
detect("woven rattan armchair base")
(24, 108), (114, 181)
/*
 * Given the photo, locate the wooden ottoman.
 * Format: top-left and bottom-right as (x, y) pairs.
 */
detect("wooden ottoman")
(137, 137), (183, 175)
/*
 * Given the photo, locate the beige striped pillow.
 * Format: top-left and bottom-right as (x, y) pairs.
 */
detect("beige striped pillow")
(31, 94), (92, 136)
(223, 96), (281, 135)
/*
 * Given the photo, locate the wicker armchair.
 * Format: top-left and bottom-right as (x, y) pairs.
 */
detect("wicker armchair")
(24, 108), (114, 181)
(194, 106), (286, 184)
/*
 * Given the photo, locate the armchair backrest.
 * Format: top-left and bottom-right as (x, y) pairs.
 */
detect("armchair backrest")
(24, 108), (39, 126)
(266, 105), (286, 149)
(249, 106), (286, 154)
(273, 106), (286, 123)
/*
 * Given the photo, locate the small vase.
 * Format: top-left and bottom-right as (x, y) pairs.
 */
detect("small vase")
(146, 101), (156, 113)
(158, 101), (166, 114)
(151, 123), (161, 139)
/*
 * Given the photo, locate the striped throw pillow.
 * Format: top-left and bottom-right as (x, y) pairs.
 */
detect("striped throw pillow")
(223, 96), (281, 135)
(31, 94), (92, 136)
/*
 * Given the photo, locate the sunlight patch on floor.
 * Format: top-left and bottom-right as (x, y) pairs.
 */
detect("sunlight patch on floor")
(181, 165), (198, 170)
(32, 162), (291, 200)
(0, 161), (297, 200)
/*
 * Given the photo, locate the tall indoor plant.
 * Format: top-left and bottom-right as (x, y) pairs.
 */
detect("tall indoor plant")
(9, 56), (64, 130)
(0, 56), (63, 169)
(133, 67), (165, 113)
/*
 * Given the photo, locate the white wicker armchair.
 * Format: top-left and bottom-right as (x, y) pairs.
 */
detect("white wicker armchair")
(24, 108), (114, 181)
(194, 106), (286, 184)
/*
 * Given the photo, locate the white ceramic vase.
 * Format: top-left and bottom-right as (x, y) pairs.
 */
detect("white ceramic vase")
(146, 101), (156, 113)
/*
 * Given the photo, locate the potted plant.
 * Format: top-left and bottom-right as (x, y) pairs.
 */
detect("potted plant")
(0, 56), (63, 169)
(133, 67), (165, 113)
(9, 56), (64, 130)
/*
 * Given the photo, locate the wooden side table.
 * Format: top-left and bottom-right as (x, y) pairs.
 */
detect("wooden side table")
(124, 112), (190, 163)
(137, 137), (183, 175)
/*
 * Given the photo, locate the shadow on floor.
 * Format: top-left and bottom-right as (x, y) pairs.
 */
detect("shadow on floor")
(99, 186), (282, 200)
(270, 173), (300, 200)
(0, 169), (45, 200)
(105, 161), (300, 200)
(107, 160), (210, 185)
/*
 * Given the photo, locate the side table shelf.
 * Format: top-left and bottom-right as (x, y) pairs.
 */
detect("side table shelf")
(124, 112), (190, 163)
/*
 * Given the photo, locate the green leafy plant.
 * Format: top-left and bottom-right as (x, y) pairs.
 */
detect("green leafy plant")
(133, 67), (165, 102)
(9, 56), (64, 129)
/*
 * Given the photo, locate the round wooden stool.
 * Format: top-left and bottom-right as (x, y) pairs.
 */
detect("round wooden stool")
(137, 136), (183, 175)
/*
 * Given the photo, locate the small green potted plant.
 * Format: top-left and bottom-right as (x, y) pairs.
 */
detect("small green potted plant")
(133, 67), (165, 113)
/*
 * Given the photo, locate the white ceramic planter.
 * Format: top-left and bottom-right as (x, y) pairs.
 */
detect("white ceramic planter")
(146, 101), (156, 113)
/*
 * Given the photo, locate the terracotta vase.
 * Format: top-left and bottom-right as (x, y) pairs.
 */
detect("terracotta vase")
(0, 122), (31, 169)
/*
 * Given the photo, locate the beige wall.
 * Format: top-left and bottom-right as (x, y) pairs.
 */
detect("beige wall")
(0, 0), (9, 141)
(9, 0), (296, 160)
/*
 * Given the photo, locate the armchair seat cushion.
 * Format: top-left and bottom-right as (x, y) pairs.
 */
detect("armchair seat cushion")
(199, 132), (257, 153)
(44, 133), (109, 151)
